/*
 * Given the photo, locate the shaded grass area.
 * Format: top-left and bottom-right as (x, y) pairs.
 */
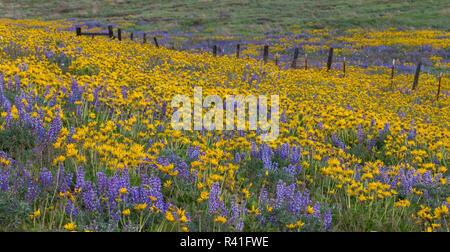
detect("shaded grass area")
(0, 0), (449, 36)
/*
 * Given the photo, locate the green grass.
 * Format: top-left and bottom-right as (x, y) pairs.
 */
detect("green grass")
(0, 0), (448, 36)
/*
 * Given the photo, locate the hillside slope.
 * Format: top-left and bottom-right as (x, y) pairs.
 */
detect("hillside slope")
(1, 0), (449, 35)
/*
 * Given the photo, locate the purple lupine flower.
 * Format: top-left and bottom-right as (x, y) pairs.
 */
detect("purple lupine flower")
(370, 118), (376, 128)
(236, 218), (244, 231)
(259, 187), (268, 205)
(187, 146), (201, 160)
(313, 202), (321, 217)
(322, 210), (332, 231)
(13, 95), (24, 119)
(251, 142), (259, 158)
(399, 167), (419, 194)
(38, 108), (44, 121)
(147, 175), (161, 192)
(230, 197), (240, 223)
(66, 200), (78, 217)
(14, 165), (31, 189)
(82, 181), (100, 212)
(13, 74), (21, 91)
(235, 152), (241, 163)
(92, 87), (101, 108)
(280, 110), (286, 123)
(128, 186), (140, 203)
(332, 133), (346, 150)
(208, 183), (225, 214)
(4, 110), (13, 127)
(261, 144), (277, 172)
(283, 164), (298, 176)
(45, 108), (62, 143)
(175, 159), (195, 183)
(297, 164), (303, 174)
(366, 137), (377, 152)
(0, 74), (5, 103)
(301, 190), (312, 211)
(157, 124), (163, 132)
(0, 170), (9, 191)
(275, 180), (285, 209)
(290, 192), (303, 215)
(67, 126), (75, 143)
(408, 124), (417, 140)
(68, 79), (81, 103)
(318, 121), (324, 130)
(60, 172), (73, 193)
(26, 182), (39, 201)
(111, 210), (121, 225)
(116, 169), (130, 189)
(2, 94), (11, 111)
(357, 124), (364, 144)
(47, 97), (57, 108)
(75, 166), (84, 191)
(38, 168), (53, 188)
(382, 123), (390, 134)
(161, 101), (167, 121)
(142, 175), (166, 212)
(280, 142), (290, 160)
(354, 165), (362, 181)
(290, 145), (302, 164)
(240, 152), (246, 162)
(256, 215), (266, 226)
(421, 171), (434, 187)
(269, 215), (278, 225)
(423, 189), (429, 198)
(284, 184), (296, 202)
(150, 187), (166, 212)
(76, 105), (82, 118)
(106, 176), (121, 210)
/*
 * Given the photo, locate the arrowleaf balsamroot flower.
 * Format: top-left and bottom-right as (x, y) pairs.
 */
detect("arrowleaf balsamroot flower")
(214, 216), (227, 224)
(134, 203), (147, 211)
(64, 222), (77, 231)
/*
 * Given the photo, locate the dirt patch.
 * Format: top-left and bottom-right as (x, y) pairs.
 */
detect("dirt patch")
(439, 8), (450, 15)
(102, 12), (132, 18)
(1, 2), (27, 18)
(49, 13), (62, 19)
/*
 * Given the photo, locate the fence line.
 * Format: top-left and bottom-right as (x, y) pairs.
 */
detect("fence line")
(74, 26), (445, 92)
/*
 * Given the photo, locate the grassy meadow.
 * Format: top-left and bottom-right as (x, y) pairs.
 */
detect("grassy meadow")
(0, 0), (449, 35)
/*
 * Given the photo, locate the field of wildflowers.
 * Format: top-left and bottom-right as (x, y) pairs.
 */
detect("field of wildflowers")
(0, 19), (448, 232)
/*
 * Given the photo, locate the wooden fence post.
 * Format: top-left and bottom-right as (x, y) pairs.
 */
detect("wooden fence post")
(213, 45), (217, 57)
(291, 47), (299, 68)
(263, 45), (269, 63)
(143, 33), (147, 43)
(437, 72), (443, 101)
(327, 47), (333, 71)
(76, 27), (81, 36)
(153, 37), (159, 48)
(412, 61), (422, 90)
(130, 32), (134, 41)
(391, 59), (396, 88)
(305, 54), (308, 70)
(108, 25), (113, 38)
(236, 44), (240, 59)
(118, 29), (122, 41)
(343, 57), (346, 77)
